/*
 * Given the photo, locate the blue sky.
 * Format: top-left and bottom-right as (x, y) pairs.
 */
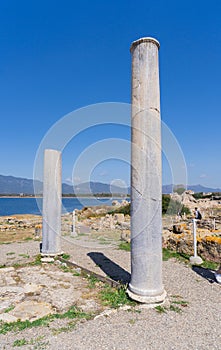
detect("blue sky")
(0, 0), (221, 188)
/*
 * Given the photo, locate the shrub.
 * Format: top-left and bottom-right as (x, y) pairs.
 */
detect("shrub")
(162, 195), (190, 215)
(109, 196), (190, 216)
(108, 203), (130, 216)
(174, 187), (186, 195)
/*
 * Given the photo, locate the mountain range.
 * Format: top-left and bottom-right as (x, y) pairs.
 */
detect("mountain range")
(0, 175), (220, 195)
(0, 175), (128, 195)
(162, 184), (221, 194)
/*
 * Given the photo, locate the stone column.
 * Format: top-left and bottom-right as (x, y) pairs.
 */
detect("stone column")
(71, 210), (77, 237)
(128, 37), (166, 303)
(42, 149), (62, 256)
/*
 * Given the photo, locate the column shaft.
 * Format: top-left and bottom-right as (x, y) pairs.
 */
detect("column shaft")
(128, 37), (166, 303)
(42, 149), (62, 255)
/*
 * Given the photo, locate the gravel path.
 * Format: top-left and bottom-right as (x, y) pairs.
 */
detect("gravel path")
(0, 238), (220, 350)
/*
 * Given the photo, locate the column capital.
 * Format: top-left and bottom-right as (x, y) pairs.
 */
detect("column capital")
(130, 37), (160, 53)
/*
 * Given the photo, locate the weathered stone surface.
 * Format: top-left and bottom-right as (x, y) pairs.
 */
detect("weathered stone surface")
(189, 256), (203, 265)
(78, 224), (91, 234)
(121, 230), (131, 243)
(121, 200), (130, 207)
(173, 224), (184, 234)
(41, 257), (55, 263)
(112, 200), (121, 207)
(129, 37), (165, 303)
(42, 149), (62, 255)
(114, 213), (125, 223)
(24, 283), (42, 295)
(0, 265), (90, 322)
(198, 237), (221, 263)
(163, 224), (221, 262)
(0, 267), (15, 274)
(0, 286), (24, 296)
(0, 216), (41, 233)
(0, 300), (14, 314)
(4, 276), (17, 285)
(80, 299), (100, 312)
(119, 222), (130, 230)
(0, 313), (18, 323)
(10, 300), (54, 322)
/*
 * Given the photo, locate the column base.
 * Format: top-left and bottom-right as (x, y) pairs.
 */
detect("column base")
(189, 256), (203, 265)
(70, 232), (78, 237)
(41, 251), (64, 263)
(127, 288), (167, 305)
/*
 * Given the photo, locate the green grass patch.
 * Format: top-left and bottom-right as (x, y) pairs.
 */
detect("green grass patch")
(53, 306), (90, 320)
(30, 254), (42, 266)
(51, 322), (76, 335)
(57, 263), (74, 273)
(162, 248), (188, 262)
(171, 300), (189, 307)
(72, 270), (81, 276)
(76, 233), (86, 237)
(155, 294), (189, 314)
(18, 254), (30, 258)
(13, 336), (46, 348)
(87, 274), (100, 289)
(0, 306), (91, 335)
(61, 253), (70, 260)
(12, 263), (24, 268)
(0, 317), (50, 334)
(98, 238), (111, 245)
(162, 248), (189, 263)
(155, 305), (167, 313)
(4, 305), (15, 313)
(201, 260), (219, 270)
(13, 338), (28, 347)
(99, 284), (136, 308)
(119, 242), (131, 251)
(119, 245), (217, 272)
(163, 248), (219, 270)
(169, 304), (182, 313)
(6, 252), (15, 256)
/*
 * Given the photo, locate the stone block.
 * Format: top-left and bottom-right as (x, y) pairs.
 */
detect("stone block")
(11, 300), (54, 322)
(0, 313), (18, 323)
(114, 213), (125, 223)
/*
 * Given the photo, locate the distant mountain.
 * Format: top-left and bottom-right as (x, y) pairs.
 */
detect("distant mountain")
(0, 175), (220, 195)
(0, 175), (40, 195)
(187, 184), (221, 193)
(162, 184), (221, 194)
(162, 184), (173, 194)
(72, 181), (129, 195)
(0, 175), (129, 195)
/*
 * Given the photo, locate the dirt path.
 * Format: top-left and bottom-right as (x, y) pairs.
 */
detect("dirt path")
(0, 236), (220, 349)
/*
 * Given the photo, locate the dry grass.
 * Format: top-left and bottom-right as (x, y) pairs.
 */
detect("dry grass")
(0, 229), (35, 244)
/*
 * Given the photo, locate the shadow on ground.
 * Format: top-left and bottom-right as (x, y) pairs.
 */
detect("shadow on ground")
(87, 252), (130, 284)
(192, 265), (217, 284)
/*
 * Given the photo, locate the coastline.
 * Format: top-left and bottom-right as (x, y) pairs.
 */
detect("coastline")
(0, 197), (129, 217)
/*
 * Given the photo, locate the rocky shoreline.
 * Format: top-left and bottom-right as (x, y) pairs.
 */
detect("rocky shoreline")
(0, 193), (221, 262)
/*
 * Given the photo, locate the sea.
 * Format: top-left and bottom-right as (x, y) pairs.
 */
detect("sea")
(0, 197), (126, 216)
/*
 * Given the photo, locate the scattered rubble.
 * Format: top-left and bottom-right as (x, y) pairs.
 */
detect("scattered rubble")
(0, 263), (102, 323)
(0, 193), (220, 262)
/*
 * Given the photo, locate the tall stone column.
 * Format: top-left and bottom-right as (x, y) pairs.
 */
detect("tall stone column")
(128, 37), (166, 303)
(42, 149), (62, 256)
